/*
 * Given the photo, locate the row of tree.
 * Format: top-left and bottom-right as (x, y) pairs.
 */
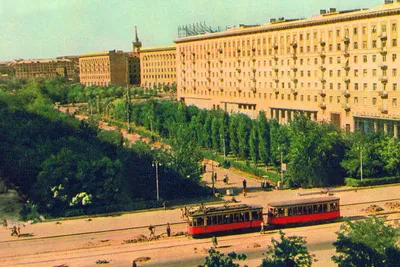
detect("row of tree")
(199, 216), (400, 267)
(111, 99), (399, 188)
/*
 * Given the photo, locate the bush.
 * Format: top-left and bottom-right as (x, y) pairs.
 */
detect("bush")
(345, 176), (400, 187)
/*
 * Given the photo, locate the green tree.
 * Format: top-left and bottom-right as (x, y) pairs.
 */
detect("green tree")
(249, 120), (259, 165)
(229, 114), (239, 157)
(198, 248), (247, 267)
(332, 216), (400, 266)
(237, 114), (251, 159)
(261, 230), (315, 267)
(211, 117), (221, 151)
(257, 111), (271, 166)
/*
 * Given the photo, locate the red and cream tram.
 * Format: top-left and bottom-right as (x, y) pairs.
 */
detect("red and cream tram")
(267, 196), (340, 225)
(187, 204), (263, 236)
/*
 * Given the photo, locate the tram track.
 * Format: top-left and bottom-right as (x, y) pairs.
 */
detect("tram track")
(1, 196), (399, 245)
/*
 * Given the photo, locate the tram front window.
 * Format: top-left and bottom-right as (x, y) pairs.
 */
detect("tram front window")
(194, 217), (204, 227)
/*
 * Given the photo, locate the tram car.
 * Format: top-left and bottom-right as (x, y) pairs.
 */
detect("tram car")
(186, 204), (263, 236)
(267, 196), (340, 225)
(186, 196), (340, 237)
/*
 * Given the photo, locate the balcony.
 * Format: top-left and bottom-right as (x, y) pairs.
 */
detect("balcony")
(252, 47), (256, 52)
(182, 69), (186, 73)
(342, 104), (351, 112)
(236, 68), (241, 73)
(273, 55), (279, 61)
(320, 78), (327, 83)
(343, 36), (350, 45)
(220, 69), (224, 73)
(343, 78), (351, 84)
(291, 88), (298, 95)
(274, 78), (279, 83)
(319, 102), (327, 109)
(292, 54), (298, 60)
(252, 68), (257, 73)
(208, 87), (211, 91)
(291, 42), (298, 49)
(292, 78), (298, 84)
(237, 78), (242, 83)
(342, 64), (350, 71)
(251, 87), (257, 93)
(252, 78), (257, 83)
(380, 49), (387, 56)
(274, 88), (279, 94)
(318, 89), (326, 97)
(193, 86), (197, 90)
(274, 67), (279, 72)
(379, 64), (388, 70)
(218, 48), (223, 54)
(379, 76), (388, 84)
(273, 44), (279, 50)
(379, 108), (388, 114)
(207, 77), (211, 82)
(220, 78), (224, 82)
(343, 51), (350, 57)
(237, 59), (241, 63)
(236, 87), (242, 92)
(342, 90), (350, 98)
(319, 53), (326, 59)
(291, 66), (298, 72)
(252, 58), (256, 63)
(219, 60), (223, 64)
(207, 60), (211, 64)
(219, 87), (224, 91)
(320, 65), (326, 72)
(378, 90), (388, 99)
(320, 40), (326, 46)
(380, 34), (387, 41)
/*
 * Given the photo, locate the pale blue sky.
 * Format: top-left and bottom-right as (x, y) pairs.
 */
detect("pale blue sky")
(0, 0), (382, 61)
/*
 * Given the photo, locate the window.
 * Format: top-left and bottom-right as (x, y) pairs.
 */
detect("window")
(354, 42), (358, 49)
(372, 55), (377, 62)
(393, 23), (397, 32)
(393, 98), (398, 107)
(393, 69), (397, 77)
(372, 97), (377, 105)
(363, 55), (368, 63)
(373, 69), (377, 77)
(354, 69), (359, 77)
(372, 40), (377, 48)
(354, 27), (358, 35)
(354, 97), (358, 104)
(393, 39), (397, 47)
(363, 83), (368, 90)
(382, 24), (387, 33)
(355, 83), (359, 90)
(393, 54), (397, 62)
(394, 83), (397, 91)
(354, 56), (358, 63)
(363, 97), (367, 105)
(337, 96), (341, 103)
(363, 41), (367, 49)
(373, 83), (377, 90)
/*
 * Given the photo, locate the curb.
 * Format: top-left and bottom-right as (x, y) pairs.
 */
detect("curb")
(297, 183), (400, 196)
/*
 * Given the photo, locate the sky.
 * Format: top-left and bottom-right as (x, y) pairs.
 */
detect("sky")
(0, 0), (383, 61)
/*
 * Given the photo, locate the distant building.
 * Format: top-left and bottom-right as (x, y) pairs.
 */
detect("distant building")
(126, 52), (141, 85)
(140, 45), (176, 89)
(11, 57), (78, 80)
(0, 61), (15, 79)
(175, 1), (400, 137)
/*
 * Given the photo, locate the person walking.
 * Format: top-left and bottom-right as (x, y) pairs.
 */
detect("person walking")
(242, 179), (247, 197)
(212, 236), (218, 248)
(166, 223), (171, 237)
(260, 220), (265, 234)
(149, 225), (155, 237)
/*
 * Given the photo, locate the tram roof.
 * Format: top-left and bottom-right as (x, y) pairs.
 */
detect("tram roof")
(268, 196), (340, 208)
(189, 204), (262, 217)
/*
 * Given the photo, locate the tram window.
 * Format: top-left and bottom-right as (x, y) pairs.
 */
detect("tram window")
(229, 214), (234, 223)
(207, 217), (211, 225)
(288, 208), (293, 216)
(308, 206), (312, 214)
(313, 205), (318, 213)
(196, 217), (204, 226)
(244, 212), (250, 221)
(330, 202), (338, 211)
(218, 215), (223, 224)
(234, 213), (240, 222)
(323, 204), (328, 212)
(277, 208), (284, 217)
(252, 211), (260, 220)
(207, 216), (217, 225)
(297, 206), (302, 215)
(318, 204), (322, 213)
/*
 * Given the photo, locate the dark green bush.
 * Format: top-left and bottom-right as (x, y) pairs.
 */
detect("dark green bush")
(345, 176), (400, 187)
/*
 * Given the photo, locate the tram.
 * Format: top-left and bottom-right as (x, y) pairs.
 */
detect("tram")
(186, 204), (263, 236)
(267, 196), (340, 225)
(186, 196), (340, 237)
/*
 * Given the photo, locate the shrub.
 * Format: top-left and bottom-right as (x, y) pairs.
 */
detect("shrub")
(345, 176), (400, 187)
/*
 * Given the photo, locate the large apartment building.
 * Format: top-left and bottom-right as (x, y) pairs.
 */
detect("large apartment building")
(12, 57), (78, 80)
(175, 1), (400, 137)
(79, 50), (130, 87)
(140, 45), (177, 89)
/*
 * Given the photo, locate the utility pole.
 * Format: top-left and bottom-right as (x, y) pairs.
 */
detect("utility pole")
(152, 161), (160, 201)
(280, 152), (283, 183)
(212, 161), (215, 197)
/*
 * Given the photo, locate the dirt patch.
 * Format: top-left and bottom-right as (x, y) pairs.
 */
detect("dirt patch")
(230, 167), (275, 185)
(247, 243), (261, 248)
(362, 204), (384, 213)
(133, 256), (151, 263)
(385, 202), (400, 210)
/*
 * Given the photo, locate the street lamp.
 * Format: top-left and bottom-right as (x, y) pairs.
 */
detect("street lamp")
(152, 161), (160, 201)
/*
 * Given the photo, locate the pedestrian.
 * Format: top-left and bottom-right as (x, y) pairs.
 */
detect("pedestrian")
(149, 225), (155, 237)
(214, 172), (217, 181)
(242, 179), (247, 190)
(11, 226), (18, 237)
(163, 201), (167, 210)
(166, 223), (171, 237)
(212, 236), (218, 248)
(203, 163), (207, 173)
(260, 220), (265, 234)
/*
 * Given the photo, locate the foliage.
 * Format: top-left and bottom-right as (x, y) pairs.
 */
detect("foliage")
(261, 230), (315, 267)
(198, 248), (247, 267)
(332, 216), (400, 266)
(344, 176), (400, 187)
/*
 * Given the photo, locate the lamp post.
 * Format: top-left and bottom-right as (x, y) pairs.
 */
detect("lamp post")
(360, 146), (363, 181)
(152, 161), (160, 201)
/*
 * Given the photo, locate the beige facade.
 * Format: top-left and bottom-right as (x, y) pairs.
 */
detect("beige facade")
(79, 50), (129, 87)
(175, 2), (400, 137)
(12, 57), (77, 80)
(140, 45), (177, 89)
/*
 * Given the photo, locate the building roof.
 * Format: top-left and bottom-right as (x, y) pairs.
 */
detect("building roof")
(268, 196), (340, 208)
(11, 58), (72, 65)
(141, 45), (176, 53)
(175, 2), (400, 43)
(79, 50), (125, 58)
(189, 204), (262, 217)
